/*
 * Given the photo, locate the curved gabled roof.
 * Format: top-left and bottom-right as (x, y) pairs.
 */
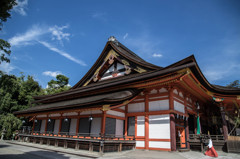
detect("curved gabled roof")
(71, 39), (161, 89)
(33, 38), (240, 104)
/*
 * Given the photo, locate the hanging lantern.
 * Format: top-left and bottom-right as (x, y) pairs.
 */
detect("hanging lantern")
(89, 116), (93, 121)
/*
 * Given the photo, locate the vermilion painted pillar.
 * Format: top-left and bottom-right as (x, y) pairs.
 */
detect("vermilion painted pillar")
(101, 111), (106, 136)
(185, 119), (190, 149)
(145, 115), (149, 149)
(168, 88), (174, 110)
(170, 113), (176, 151)
(76, 117), (80, 136)
(124, 105), (128, 136)
(145, 92), (149, 150)
(32, 119), (35, 133)
(58, 118), (62, 135)
(45, 118), (48, 134)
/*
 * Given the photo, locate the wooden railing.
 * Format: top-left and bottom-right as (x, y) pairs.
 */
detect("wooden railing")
(18, 130), (135, 141)
(188, 134), (225, 151)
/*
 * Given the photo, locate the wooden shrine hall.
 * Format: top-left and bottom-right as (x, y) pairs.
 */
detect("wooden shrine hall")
(14, 36), (240, 153)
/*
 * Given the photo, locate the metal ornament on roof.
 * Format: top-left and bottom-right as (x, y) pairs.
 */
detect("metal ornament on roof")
(213, 97), (224, 102)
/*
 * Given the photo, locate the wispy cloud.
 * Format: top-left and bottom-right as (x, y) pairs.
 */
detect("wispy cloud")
(204, 63), (240, 83)
(13, 0), (28, 16)
(42, 71), (62, 77)
(9, 25), (48, 46)
(123, 33), (128, 40)
(152, 53), (163, 58)
(123, 34), (162, 58)
(38, 41), (87, 66)
(92, 12), (107, 21)
(49, 25), (70, 45)
(0, 62), (15, 73)
(8, 24), (86, 66)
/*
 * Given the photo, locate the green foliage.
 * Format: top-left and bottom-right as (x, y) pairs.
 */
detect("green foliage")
(43, 74), (71, 95)
(0, 39), (11, 64)
(0, 0), (17, 64)
(227, 80), (240, 88)
(0, 113), (22, 139)
(0, 72), (41, 139)
(0, 0), (17, 30)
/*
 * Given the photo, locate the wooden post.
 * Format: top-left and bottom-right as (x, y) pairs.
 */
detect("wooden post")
(58, 116), (63, 135)
(76, 116), (80, 136)
(101, 111), (106, 136)
(32, 119), (35, 133)
(124, 105), (128, 136)
(145, 115), (149, 150)
(185, 119), (190, 149)
(194, 115), (197, 134)
(170, 113), (176, 151)
(145, 91), (149, 150)
(89, 142), (93, 151)
(75, 140), (79, 150)
(45, 119), (48, 134)
(168, 87), (174, 110)
(220, 109), (228, 140)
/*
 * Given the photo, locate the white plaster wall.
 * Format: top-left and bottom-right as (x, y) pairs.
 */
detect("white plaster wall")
(149, 96), (168, 100)
(128, 102), (145, 113)
(53, 119), (60, 135)
(174, 100), (185, 113)
(37, 114), (47, 118)
(119, 106), (125, 110)
(49, 114), (60, 117)
(136, 141), (145, 147)
(115, 119), (124, 137)
(107, 110), (125, 117)
(90, 117), (101, 136)
(80, 110), (102, 115)
(149, 115), (170, 139)
(149, 141), (171, 149)
(63, 112), (78, 116)
(149, 100), (169, 111)
(40, 120), (46, 133)
(137, 116), (145, 136)
(69, 119), (77, 135)
(159, 88), (168, 93)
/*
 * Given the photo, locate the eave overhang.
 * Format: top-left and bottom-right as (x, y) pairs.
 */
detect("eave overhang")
(14, 88), (141, 116)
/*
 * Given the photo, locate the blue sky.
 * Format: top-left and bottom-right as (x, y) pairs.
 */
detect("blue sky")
(0, 0), (240, 88)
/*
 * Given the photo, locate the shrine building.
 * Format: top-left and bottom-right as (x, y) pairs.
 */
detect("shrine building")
(14, 37), (240, 153)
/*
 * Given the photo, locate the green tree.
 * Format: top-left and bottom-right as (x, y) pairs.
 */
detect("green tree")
(0, 0), (17, 64)
(0, 72), (42, 139)
(226, 80), (240, 135)
(43, 74), (71, 94)
(227, 80), (240, 88)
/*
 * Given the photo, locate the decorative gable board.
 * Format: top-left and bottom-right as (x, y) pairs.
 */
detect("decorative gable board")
(83, 49), (150, 87)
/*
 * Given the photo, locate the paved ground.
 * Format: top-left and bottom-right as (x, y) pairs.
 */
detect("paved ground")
(0, 141), (239, 159)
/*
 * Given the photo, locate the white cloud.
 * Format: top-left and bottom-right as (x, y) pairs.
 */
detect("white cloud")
(123, 33), (128, 40)
(124, 34), (162, 58)
(42, 71), (62, 77)
(13, 0), (28, 16)
(152, 53), (163, 58)
(8, 25), (48, 46)
(49, 25), (70, 45)
(38, 41), (87, 66)
(0, 62), (15, 73)
(9, 24), (71, 47)
(204, 63), (240, 82)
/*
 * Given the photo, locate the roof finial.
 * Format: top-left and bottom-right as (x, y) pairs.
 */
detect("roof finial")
(108, 36), (117, 42)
